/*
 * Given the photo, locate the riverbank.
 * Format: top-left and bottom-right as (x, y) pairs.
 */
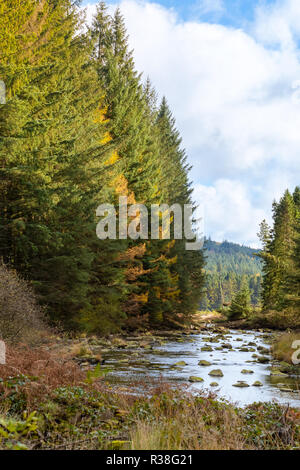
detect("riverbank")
(6, 317), (299, 403)
(1, 319), (299, 450)
(0, 343), (299, 450)
(197, 310), (300, 331)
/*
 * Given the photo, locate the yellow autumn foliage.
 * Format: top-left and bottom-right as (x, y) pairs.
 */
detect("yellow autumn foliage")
(132, 292), (149, 304)
(118, 244), (147, 261)
(114, 174), (136, 204)
(104, 151), (120, 166)
(165, 289), (181, 299)
(166, 255), (178, 266)
(100, 131), (113, 145)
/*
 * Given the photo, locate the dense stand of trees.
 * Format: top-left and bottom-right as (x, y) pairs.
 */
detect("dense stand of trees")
(0, 0), (204, 333)
(200, 239), (262, 311)
(1, 1), (297, 334)
(258, 187), (300, 317)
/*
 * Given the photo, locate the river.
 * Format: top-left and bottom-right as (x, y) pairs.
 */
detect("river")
(102, 327), (300, 407)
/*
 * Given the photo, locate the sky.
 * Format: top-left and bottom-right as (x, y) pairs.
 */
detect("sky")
(82, 0), (300, 247)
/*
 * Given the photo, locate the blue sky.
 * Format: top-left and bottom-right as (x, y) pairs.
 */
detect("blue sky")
(134, 0), (271, 24)
(83, 1), (300, 247)
(84, 0), (277, 24)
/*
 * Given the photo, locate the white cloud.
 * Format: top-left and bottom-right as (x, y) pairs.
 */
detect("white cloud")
(193, 180), (266, 248)
(83, 1), (300, 246)
(83, 2), (97, 25)
(253, 0), (300, 49)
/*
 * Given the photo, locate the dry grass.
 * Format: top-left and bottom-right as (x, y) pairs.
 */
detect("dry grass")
(248, 310), (300, 330)
(130, 400), (247, 450)
(127, 384), (300, 450)
(272, 331), (300, 363)
(193, 311), (224, 322)
(0, 344), (86, 409)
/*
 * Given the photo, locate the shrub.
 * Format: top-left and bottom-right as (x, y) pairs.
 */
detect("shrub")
(0, 261), (48, 344)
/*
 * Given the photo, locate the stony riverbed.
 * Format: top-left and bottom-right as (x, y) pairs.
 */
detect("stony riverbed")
(93, 326), (300, 407)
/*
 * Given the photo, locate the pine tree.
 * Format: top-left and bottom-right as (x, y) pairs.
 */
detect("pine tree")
(228, 279), (252, 319)
(258, 191), (297, 311)
(284, 187), (300, 312)
(0, 0), (113, 326)
(90, 5), (153, 327)
(149, 98), (205, 324)
(286, 222), (300, 311)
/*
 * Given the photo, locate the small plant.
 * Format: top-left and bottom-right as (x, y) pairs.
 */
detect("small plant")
(0, 411), (38, 450)
(85, 364), (112, 384)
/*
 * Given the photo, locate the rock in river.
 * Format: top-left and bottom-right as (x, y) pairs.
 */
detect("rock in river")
(257, 346), (269, 355)
(252, 381), (263, 387)
(233, 381), (249, 388)
(209, 369), (224, 377)
(257, 356), (269, 364)
(189, 376), (204, 383)
(198, 360), (212, 366)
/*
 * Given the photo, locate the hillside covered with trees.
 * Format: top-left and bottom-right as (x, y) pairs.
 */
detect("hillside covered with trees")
(200, 239), (262, 311)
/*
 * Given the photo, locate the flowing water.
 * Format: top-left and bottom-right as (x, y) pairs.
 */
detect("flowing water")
(103, 327), (300, 407)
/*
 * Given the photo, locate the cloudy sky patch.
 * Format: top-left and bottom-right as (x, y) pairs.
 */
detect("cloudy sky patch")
(83, 0), (300, 247)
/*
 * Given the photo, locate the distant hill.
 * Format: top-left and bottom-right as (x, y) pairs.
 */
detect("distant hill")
(200, 239), (262, 311)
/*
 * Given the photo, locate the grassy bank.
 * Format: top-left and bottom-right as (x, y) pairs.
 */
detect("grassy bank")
(272, 332), (300, 364)
(196, 310), (300, 331)
(0, 344), (299, 450)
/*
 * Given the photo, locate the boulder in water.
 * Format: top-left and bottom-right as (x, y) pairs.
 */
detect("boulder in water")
(257, 356), (269, 364)
(233, 381), (249, 388)
(189, 376), (204, 383)
(221, 343), (232, 349)
(209, 369), (224, 377)
(198, 360), (212, 366)
(252, 381), (263, 387)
